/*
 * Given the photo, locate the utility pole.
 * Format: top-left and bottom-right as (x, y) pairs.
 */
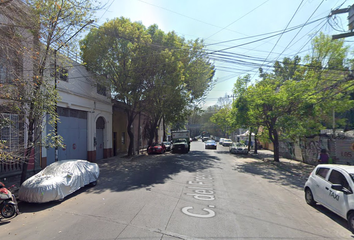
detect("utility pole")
(331, 4), (354, 40)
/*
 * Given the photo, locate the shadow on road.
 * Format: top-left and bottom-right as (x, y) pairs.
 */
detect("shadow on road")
(233, 155), (315, 190)
(86, 150), (221, 194)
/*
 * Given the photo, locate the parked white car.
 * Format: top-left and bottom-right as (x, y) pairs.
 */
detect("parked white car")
(222, 139), (233, 147)
(229, 142), (248, 154)
(304, 164), (354, 233)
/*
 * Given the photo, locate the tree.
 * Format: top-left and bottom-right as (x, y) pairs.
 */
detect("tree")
(81, 17), (152, 156)
(210, 106), (231, 137)
(0, 0), (101, 183)
(81, 19), (215, 153)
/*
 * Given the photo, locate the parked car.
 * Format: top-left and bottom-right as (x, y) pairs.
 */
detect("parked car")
(18, 160), (99, 203)
(219, 138), (225, 145)
(148, 143), (166, 154)
(229, 142), (248, 154)
(304, 164), (354, 233)
(163, 141), (171, 151)
(205, 140), (217, 149)
(222, 139), (233, 147)
(171, 139), (189, 153)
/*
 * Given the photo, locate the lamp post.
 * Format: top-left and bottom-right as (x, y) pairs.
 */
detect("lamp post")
(54, 20), (94, 162)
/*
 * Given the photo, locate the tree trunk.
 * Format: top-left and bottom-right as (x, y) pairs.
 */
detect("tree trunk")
(248, 128), (252, 151)
(273, 129), (280, 162)
(126, 111), (135, 156)
(254, 134), (258, 154)
(162, 116), (166, 141)
(20, 147), (32, 185)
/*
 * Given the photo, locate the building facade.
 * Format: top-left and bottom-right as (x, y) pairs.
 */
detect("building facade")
(43, 60), (113, 165)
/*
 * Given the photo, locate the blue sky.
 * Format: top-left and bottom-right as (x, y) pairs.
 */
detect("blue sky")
(94, 0), (352, 108)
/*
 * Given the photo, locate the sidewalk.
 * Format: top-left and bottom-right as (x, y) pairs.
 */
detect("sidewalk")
(250, 149), (315, 179)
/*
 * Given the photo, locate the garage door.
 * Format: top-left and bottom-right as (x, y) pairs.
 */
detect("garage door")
(47, 108), (87, 164)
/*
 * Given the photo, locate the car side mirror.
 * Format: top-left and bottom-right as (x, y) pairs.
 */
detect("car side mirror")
(331, 184), (353, 194)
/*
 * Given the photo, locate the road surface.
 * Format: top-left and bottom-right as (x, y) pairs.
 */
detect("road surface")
(0, 140), (352, 239)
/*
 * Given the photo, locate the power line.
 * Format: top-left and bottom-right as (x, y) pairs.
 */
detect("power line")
(274, 0), (325, 63)
(262, 0), (305, 68)
(205, 0), (270, 40)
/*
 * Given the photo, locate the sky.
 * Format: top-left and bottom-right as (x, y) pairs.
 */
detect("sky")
(94, 0), (353, 109)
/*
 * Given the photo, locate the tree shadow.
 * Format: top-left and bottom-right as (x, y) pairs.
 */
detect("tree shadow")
(18, 184), (93, 213)
(233, 156), (315, 190)
(15, 151), (220, 213)
(85, 150), (222, 195)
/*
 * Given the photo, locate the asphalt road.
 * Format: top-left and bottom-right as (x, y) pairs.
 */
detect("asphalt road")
(1, 140), (353, 239)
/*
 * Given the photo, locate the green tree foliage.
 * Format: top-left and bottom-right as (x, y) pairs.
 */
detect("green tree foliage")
(0, 0), (101, 183)
(210, 106), (231, 137)
(230, 33), (353, 162)
(81, 18), (215, 153)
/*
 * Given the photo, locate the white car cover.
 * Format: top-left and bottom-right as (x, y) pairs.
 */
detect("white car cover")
(19, 160), (99, 203)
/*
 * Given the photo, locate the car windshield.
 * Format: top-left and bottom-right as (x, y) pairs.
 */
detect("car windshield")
(163, 142), (170, 145)
(151, 143), (161, 147)
(224, 139), (232, 143)
(174, 139), (186, 143)
(206, 140), (215, 143)
(350, 174), (354, 183)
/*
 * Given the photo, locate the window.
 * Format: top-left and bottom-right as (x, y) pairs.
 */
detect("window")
(97, 83), (107, 96)
(50, 63), (68, 82)
(59, 67), (68, 82)
(0, 113), (20, 152)
(316, 167), (330, 179)
(329, 170), (350, 190)
(0, 26), (22, 84)
(0, 57), (20, 84)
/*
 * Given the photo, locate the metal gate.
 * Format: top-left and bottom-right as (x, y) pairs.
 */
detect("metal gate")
(47, 108), (87, 164)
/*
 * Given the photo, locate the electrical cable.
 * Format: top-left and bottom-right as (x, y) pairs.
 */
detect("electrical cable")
(273, 0), (325, 64)
(205, 0), (270, 40)
(259, 0), (304, 71)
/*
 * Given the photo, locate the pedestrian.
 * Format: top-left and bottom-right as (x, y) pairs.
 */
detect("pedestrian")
(318, 149), (329, 164)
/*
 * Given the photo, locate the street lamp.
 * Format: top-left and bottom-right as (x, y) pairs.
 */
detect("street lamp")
(54, 20), (94, 162)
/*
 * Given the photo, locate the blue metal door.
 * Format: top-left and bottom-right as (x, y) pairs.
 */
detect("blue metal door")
(47, 108), (87, 164)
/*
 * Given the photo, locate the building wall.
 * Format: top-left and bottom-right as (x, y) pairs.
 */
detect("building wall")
(112, 103), (162, 155)
(112, 105), (128, 155)
(42, 61), (112, 164)
(0, 0), (37, 175)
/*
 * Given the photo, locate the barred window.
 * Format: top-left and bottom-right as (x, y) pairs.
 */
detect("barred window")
(0, 113), (20, 152)
(50, 63), (68, 82)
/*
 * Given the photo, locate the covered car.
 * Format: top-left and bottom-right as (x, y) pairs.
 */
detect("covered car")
(230, 142), (248, 154)
(147, 143), (166, 154)
(205, 140), (217, 149)
(18, 160), (99, 203)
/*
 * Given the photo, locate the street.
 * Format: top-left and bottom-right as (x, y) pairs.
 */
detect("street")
(0, 140), (353, 239)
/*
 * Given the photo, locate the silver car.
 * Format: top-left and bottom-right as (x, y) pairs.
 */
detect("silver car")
(19, 160), (99, 203)
(229, 142), (248, 154)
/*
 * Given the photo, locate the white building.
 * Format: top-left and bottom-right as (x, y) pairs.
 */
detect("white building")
(42, 60), (113, 166)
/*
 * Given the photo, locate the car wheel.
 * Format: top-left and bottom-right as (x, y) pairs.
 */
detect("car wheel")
(305, 188), (316, 206)
(90, 181), (97, 187)
(347, 212), (354, 233)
